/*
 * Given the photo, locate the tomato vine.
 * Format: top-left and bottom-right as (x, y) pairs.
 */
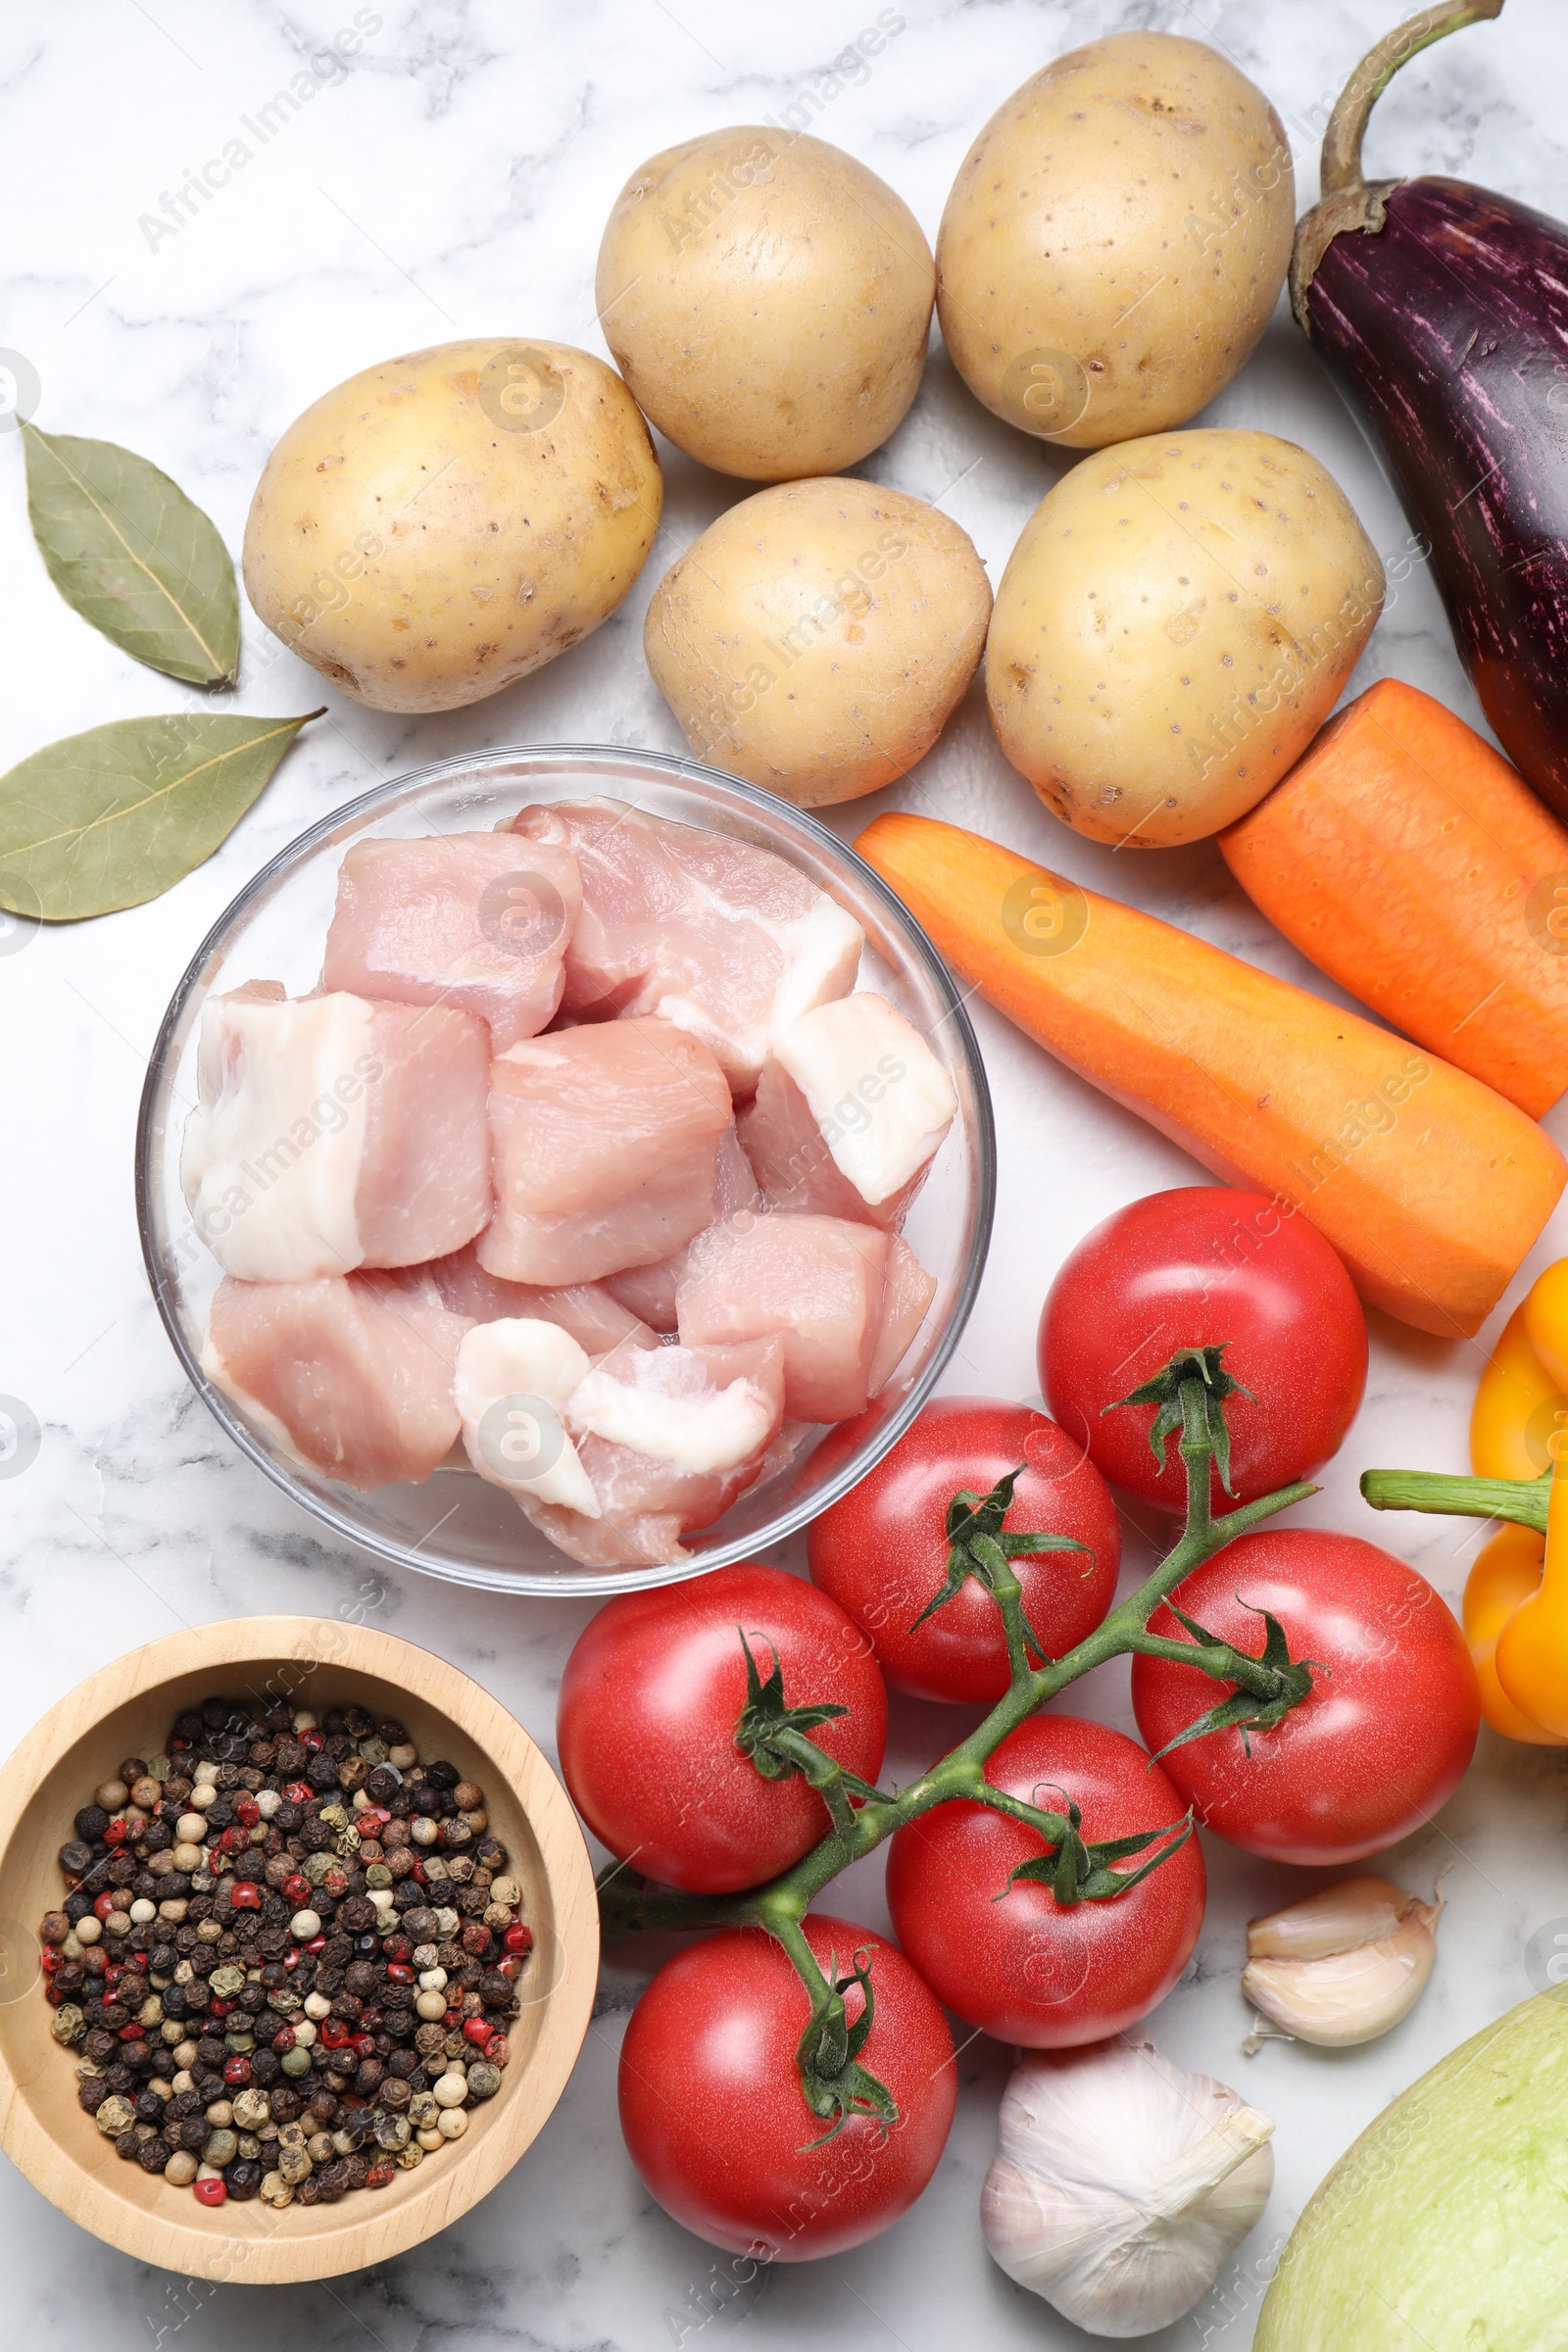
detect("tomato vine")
(597, 1346), (1320, 2128)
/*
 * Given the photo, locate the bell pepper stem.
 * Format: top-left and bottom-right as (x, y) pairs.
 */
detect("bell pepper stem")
(1360, 1467), (1550, 1533)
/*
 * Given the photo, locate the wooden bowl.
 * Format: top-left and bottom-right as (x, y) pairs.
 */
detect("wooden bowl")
(0, 1616), (598, 2283)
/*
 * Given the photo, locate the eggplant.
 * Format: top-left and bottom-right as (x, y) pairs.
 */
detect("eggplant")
(1291, 0), (1568, 822)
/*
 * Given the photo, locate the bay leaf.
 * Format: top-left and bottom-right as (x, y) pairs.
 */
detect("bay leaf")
(0, 710), (322, 920)
(22, 422), (240, 686)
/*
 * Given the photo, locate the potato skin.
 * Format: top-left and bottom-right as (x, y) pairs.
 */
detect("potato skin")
(986, 429), (1384, 848)
(937, 32), (1294, 450)
(242, 338), (662, 713)
(596, 128), (934, 482)
(645, 479), (991, 808)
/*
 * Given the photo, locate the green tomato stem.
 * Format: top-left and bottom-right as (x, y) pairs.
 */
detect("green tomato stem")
(598, 1374), (1317, 1953)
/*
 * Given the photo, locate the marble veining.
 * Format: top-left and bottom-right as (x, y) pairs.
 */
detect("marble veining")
(5, 1), (1568, 2344)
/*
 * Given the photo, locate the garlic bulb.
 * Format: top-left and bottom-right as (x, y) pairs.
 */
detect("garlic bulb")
(980, 2037), (1275, 2339)
(1242, 1875), (1444, 2048)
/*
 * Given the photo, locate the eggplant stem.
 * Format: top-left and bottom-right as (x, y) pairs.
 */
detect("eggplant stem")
(1320, 1), (1506, 199)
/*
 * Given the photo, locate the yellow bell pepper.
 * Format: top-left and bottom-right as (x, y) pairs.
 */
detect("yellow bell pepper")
(1470, 1299), (1565, 1480)
(1464, 1258), (1568, 1739)
(1463, 1523), (1568, 1745)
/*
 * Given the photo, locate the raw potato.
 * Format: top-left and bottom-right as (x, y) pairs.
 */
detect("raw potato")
(242, 338), (662, 713)
(645, 479), (991, 808)
(986, 428), (1384, 848)
(596, 128), (934, 481)
(937, 32), (1295, 450)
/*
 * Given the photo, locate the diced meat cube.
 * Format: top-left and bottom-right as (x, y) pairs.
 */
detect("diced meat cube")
(677, 1213), (891, 1422)
(524, 1335), (786, 1567)
(741, 994), (956, 1225)
(202, 1272), (470, 1489)
(181, 985), (492, 1283)
(868, 1234), (938, 1395)
(454, 1319), (600, 1515)
(602, 1126), (762, 1332)
(479, 1016), (732, 1285)
(416, 1240), (655, 1356)
(511, 799), (863, 1093)
(322, 833), (582, 1051)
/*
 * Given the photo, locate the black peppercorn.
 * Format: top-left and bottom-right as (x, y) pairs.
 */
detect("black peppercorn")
(268, 2085), (302, 2123)
(178, 2117), (209, 2151)
(225, 2160), (263, 2199)
(251, 2049), (282, 2087)
(136, 2137), (172, 2175)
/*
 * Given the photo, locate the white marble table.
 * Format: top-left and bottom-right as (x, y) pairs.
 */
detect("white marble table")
(5, 0), (1568, 2342)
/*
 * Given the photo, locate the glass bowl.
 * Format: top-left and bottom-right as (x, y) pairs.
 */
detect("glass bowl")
(135, 746), (996, 1595)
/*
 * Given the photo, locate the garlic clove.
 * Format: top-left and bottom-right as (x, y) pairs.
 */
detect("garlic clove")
(981, 2037), (1275, 2339)
(1242, 1876), (1443, 2046)
(1246, 1875), (1418, 1962)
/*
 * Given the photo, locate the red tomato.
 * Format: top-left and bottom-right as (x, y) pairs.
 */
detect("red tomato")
(1039, 1187), (1367, 1509)
(885, 1715), (1204, 2047)
(808, 1399), (1121, 1702)
(618, 1914), (955, 2259)
(1130, 1529), (1480, 1865)
(558, 1564), (886, 1893)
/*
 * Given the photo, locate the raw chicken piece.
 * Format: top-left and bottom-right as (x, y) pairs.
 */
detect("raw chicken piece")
(677, 1213), (891, 1423)
(322, 832), (583, 1051)
(454, 1319), (600, 1514)
(181, 984), (491, 1282)
(602, 1126), (762, 1332)
(203, 1271), (470, 1489)
(479, 1016), (732, 1285)
(416, 1240), (655, 1355)
(524, 1334), (786, 1567)
(868, 1233), (939, 1395)
(511, 799), (863, 1092)
(740, 993), (956, 1226)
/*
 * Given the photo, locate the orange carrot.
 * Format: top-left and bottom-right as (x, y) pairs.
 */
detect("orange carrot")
(856, 809), (1566, 1338)
(1219, 677), (1568, 1118)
